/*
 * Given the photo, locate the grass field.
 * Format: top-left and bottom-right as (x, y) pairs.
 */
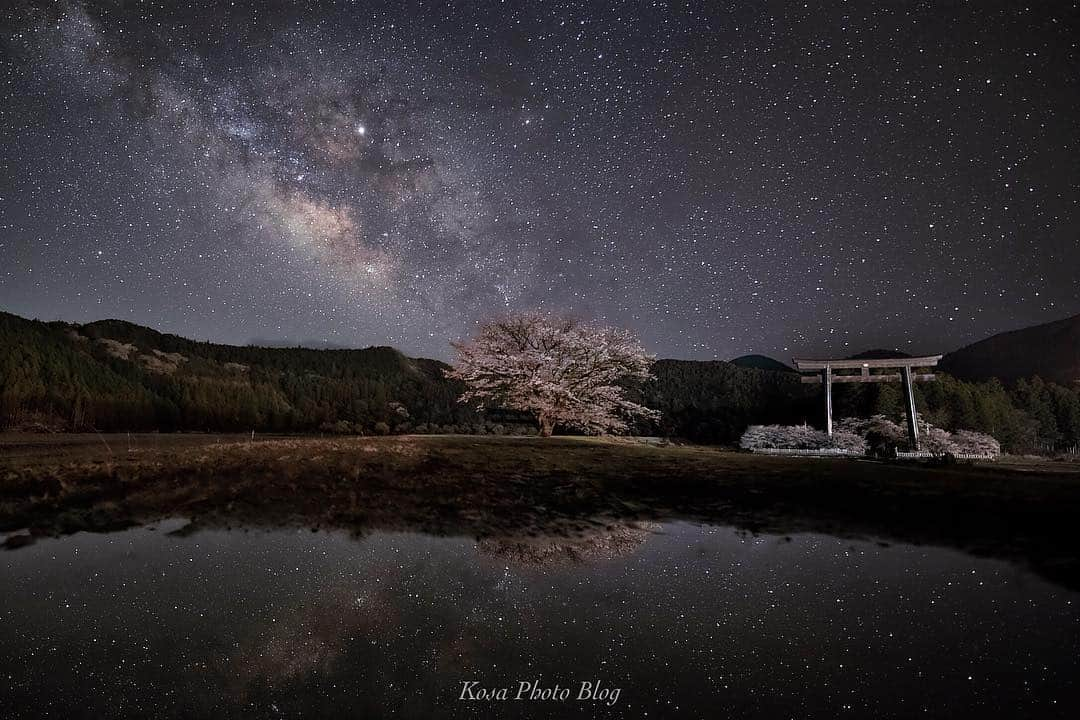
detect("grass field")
(3, 433), (1080, 589)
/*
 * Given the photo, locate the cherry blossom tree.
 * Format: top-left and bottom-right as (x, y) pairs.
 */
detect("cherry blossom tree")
(447, 312), (660, 436)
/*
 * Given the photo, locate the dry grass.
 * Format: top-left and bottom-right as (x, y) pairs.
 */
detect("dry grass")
(2, 434), (1080, 589)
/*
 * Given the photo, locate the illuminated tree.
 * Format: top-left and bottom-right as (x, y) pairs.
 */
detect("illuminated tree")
(447, 312), (659, 436)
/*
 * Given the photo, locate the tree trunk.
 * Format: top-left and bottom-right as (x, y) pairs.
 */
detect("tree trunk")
(538, 414), (554, 437)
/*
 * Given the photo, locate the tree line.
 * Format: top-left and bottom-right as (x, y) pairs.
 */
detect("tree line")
(636, 358), (1080, 453)
(2, 311), (1078, 452)
(0, 313), (481, 434)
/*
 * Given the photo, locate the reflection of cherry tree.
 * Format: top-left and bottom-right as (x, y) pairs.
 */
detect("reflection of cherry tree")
(476, 521), (660, 567)
(448, 312), (660, 436)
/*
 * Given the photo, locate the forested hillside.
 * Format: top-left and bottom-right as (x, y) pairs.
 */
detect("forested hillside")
(640, 360), (811, 442)
(0, 312), (478, 434)
(2, 311), (1079, 451)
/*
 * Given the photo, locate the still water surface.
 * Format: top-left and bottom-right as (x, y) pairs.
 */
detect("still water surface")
(1, 520), (1078, 718)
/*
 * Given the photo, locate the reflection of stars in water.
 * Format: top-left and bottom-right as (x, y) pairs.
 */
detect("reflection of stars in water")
(1, 524), (1079, 715)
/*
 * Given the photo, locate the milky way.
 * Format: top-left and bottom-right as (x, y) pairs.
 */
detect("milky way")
(1, 1), (1077, 359)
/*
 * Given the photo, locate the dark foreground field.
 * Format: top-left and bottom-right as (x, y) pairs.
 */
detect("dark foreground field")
(3, 434), (1080, 589)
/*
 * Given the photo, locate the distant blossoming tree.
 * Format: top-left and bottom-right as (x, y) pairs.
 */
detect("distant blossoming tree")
(447, 312), (660, 436)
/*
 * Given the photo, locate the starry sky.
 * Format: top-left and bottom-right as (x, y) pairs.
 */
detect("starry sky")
(1, 1), (1077, 361)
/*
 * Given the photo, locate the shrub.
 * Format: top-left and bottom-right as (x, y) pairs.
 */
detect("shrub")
(916, 424), (954, 455)
(318, 420), (356, 435)
(372, 421), (390, 436)
(739, 424), (866, 453)
(836, 415), (906, 457)
(949, 429), (1001, 456)
(837, 415), (1001, 457)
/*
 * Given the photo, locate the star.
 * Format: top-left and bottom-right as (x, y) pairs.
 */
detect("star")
(0, 0), (1074, 361)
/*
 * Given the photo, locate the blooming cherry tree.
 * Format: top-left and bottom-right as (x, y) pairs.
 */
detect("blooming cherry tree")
(447, 312), (660, 436)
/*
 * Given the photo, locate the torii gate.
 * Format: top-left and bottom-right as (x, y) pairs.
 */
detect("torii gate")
(791, 355), (942, 450)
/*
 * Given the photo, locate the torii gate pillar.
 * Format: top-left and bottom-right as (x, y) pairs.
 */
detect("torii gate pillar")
(822, 367), (833, 436)
(901, 365), (919, 449)
(793, 355), (943, 451)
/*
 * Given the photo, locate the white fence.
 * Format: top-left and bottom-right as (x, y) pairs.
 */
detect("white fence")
(751, 448), (861, 457)
(751, 448), (998, 461)
(896, 451), (997, 461)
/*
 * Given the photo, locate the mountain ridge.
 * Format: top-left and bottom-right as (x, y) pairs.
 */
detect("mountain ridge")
(8, 309), (1080, 382)
(730, 354), (795, 372)
(940, 313), (1080, 385)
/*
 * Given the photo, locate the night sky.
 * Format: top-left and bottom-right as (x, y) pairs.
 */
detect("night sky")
(1, 1), (1077, 361)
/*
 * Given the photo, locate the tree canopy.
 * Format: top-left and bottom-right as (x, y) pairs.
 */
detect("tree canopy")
(447, 313), (659, 436)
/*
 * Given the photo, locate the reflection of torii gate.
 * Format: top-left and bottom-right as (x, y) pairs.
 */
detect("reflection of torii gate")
(792, 355), (943, 450)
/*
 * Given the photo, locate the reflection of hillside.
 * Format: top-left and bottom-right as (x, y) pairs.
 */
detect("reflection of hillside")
(476, 521), (659, 567)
